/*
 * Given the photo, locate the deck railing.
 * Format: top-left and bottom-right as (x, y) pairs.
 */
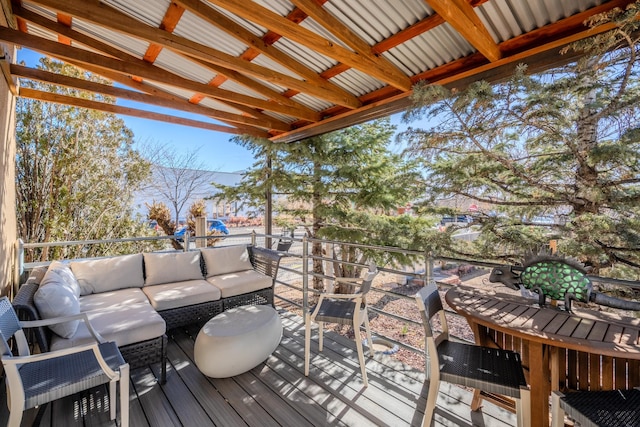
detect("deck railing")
(14, 232), (640, 362)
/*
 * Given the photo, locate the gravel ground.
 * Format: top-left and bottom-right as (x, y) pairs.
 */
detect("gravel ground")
(277, 266), (497, 371)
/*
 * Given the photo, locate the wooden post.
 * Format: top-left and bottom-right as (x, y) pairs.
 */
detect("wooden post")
(195, 216), (207, 248)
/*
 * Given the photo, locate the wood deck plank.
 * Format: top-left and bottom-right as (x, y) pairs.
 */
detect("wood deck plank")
(1, 310), (520, 427)
(164, 332), (249, 426)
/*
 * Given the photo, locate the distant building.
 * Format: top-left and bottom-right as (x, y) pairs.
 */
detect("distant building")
(132, 167), (247, 220)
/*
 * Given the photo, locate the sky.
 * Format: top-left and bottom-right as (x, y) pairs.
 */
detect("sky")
(17, 48), (408, 173)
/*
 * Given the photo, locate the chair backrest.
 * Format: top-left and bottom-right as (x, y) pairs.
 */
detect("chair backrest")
(276, 240), (293, 252)
(0, 297), (30, 359)
(358, 263), (378, 296)
(415, 283), (449, 348)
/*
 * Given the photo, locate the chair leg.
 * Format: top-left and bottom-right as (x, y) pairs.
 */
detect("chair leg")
(550, 391), (564, 427)
(6, 386), (24, 427)
(423, 379), (440, 427)
(518, 387), (531, 427)
(353, 327), (368, 387)
(120, 364), (130, 427)
(363, 315), (373, 358)
(110, 379), (117, 420)
(304, 313), (311, 376)
(318, 321), (324, 352)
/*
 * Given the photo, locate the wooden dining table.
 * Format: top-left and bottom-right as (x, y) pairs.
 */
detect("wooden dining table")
(445, 286), (640, 427)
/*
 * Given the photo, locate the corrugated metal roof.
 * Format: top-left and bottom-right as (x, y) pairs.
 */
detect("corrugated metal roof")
(71, 17), (149, 60)
(5, 0), (627, 141)
(153, 49), (216, 85)
(173, 9), (249, 58)
(101, 0), (169, 28)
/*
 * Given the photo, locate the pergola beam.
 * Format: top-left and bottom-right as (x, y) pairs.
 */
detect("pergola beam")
(424, 0), (501, 62)
(174, 0), (361, 109)
(14, 3), (319, 120)
(10, 64), (291, 132)
(205, 0), (412, 92)
(0, 26), (323, 122)
(28, 0), (358, 110)
(19, 87), (269, 137)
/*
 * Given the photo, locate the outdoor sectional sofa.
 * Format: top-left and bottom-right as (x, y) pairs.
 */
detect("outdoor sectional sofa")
(12, 245), (282, 384)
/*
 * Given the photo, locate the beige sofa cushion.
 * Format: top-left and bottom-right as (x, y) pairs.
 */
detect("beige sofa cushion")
(50, 299), (166, 351)
(206, 269), (272, 298)
(70, 254), (144, 295)
(142, 280), (221, 311)
(144, 251), (203, 286)
(201, 245), (252, 277)
(79, 288), (150, 312)
(34, 262), (81, 338)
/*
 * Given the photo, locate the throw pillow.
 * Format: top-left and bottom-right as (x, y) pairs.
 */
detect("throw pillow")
(201, 245), (252, 277)
(70, 253), (145, 295)
(34, 264), (81, 338)
(143, 251), (204, 286)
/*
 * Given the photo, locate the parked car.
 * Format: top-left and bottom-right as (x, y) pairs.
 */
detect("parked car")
(174, 226), (188, 242)
(440, 215), (473, 226)
(208, 219), (229, 235)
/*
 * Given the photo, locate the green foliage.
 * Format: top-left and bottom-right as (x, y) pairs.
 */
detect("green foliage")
(217, 119), (430, 285)
(401, 4), (640, 275)
(15, 58), (156, 261)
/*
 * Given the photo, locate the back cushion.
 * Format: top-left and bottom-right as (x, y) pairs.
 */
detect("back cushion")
(143, 251), (203, 286)
(34, 262), (81, 338)
(201, 245), (252, 278)
(70, 254), (144, 295)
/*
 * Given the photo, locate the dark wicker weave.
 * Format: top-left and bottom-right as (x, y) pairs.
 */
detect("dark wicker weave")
(222, 287), (273, 311)
(160, 300), (222, 330)
(554, 389), (640, 427)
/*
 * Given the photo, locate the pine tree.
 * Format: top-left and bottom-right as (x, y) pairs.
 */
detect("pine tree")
(217, 119), (428, 290)
(401, 4), (640, 276)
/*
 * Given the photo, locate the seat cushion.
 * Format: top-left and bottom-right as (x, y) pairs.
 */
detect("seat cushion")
(437, 340), (527, 398)
(143, 251), (203, 286)
(311, 299), (359, 325)
(34, 262), (82, 338)
(201, 245), (252, 277)
(206, 269), (272, 298)
(142, 280), (221, 311)
(79, 288), (150, 312)
(50, 301), (166, 351)
(70, 254), (144, 295)
(22, 341), (125, 409)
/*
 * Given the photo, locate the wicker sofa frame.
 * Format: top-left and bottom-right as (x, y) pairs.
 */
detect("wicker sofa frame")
(12, 245), (284, 385)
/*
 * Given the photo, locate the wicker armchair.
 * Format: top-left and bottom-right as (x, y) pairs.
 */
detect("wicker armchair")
(415, 284), (530, 427)
(0, 297), (129, 427)
(304, 263), (378, 387)
(552, 389), (640, 427)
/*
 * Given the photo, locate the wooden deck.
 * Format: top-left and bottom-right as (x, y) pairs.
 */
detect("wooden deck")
(2, 310), (519, 427)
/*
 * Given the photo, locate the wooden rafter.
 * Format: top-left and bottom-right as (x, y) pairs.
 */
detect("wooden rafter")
(28, 0), (356, 110)
(0, 26), (322, 121)
(20, 0), (320, 114)
(10, 64), (291, 132)
(174, 0), (361, 109)
(11, 4), (291, 125)
(205, 0), (412, 91)
(143, 2), (185, 64)
(275, 8), (623, 142)
(423, 0), (501, 62)
(19, 87), (268, 137)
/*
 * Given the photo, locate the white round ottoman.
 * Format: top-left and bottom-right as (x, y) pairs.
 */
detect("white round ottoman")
(194, 305), (282, 378)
